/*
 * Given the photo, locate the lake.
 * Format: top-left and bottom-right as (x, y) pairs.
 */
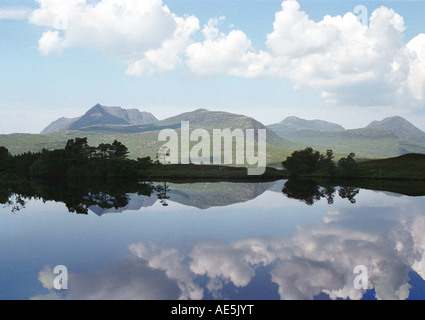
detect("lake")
(1, 178), (425, 300)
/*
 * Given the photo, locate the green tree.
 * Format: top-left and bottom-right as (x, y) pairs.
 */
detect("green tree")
(282, 147), (322, 177)
(96, 143), (112, 160)
(137, 156), (154, 175)
(0, 146), (10, 173)
(65, 137), (90, 164)
(111, 140), (129, 160)
(318, 149), (336, 175)
(29, 149), (67, 178)
(338, 152), (357, 177)
(11, 151), (41, 177)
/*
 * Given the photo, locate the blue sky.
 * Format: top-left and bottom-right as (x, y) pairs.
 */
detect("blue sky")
(0, 0), (425, 134)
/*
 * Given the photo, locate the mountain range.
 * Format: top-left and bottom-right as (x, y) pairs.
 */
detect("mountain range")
(267, 115), (425, 158)
(40, 104), (158, 134)
(1, 103), (425, 165)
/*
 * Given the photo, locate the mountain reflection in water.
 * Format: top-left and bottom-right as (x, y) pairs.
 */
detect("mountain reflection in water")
(1, 179), (364, 214)
(1, 178), (425, 300)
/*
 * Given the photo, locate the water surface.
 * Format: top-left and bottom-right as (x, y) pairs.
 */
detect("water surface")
(1, 179), (425, 300)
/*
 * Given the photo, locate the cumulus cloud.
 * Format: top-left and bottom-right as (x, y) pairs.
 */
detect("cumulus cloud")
(406, 34), (425, 101)
(37, 265), (56, 290)
(264, 1), (425, 109)
(189, 240), (256, 290)
(30, 193), (425, 300)
(126, 14), (200, 76)
(129, 242), (204, 300)
(23, 0), (425, 109)
(33, 258), (181, 300)
(184, 0), (425, 109)
(38, 30), (65, 55)
(28, 0), (198, 73)
(186, 17), (272, 78)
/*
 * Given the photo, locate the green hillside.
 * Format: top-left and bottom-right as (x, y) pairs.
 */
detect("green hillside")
(0, 109), (296, 168)
(3, 109), (425, 169)
(273, 128), (425, 158)
(267, 116), (425, 158)
(357, 153), (425, 180)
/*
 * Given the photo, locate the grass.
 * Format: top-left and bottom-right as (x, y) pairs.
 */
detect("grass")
(356, 153), (425, 180)
(1, 128), (424, 183)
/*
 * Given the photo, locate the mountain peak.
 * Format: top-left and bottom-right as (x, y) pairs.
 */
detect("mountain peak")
(367, 116), (410, 127)
(277, 116), (345, 132)
(366, 116), (425, 145)
(281, 116), (302, 122)
(193, 108), (210, 112)
(41, 104), (158, 134)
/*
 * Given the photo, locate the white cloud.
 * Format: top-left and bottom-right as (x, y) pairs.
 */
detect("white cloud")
(264, 1), (425, 109)
(34, 258), (181, 300)
(38, 30), (65, 55)
(183, 0), (425, 109)
(38, 266), (56, 290)
(266, 0), (338, 58)
(126, 14), (200, 76)
(30, 193), (425, 300)
(24, 0), (425, 111)
(129, 242), (204, 300)
(406, 34), (425, 101)
(189, 240), (256, 288)
(185, 17), (272, 78)
(29, 0), (197, 73)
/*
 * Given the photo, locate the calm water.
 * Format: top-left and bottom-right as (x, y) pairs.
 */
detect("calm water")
(1, 179), (425, 300)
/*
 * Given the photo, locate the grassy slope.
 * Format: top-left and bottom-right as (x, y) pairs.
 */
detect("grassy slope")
(1, 107), (424, 174)
(0, 123), (298, 167)
(356, 153), (425, 180)
(267, 128), (425, 158)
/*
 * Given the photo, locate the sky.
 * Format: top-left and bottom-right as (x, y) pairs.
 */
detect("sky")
(0, 0), (425, 134)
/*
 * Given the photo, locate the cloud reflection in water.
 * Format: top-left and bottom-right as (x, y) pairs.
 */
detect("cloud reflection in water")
(32, 193), (425, 300)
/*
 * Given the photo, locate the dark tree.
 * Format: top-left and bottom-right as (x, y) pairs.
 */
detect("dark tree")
(65, 137), (90, 164)
(282, 147), (322, 177)
(96, 143), (112, 160)
(281, 179), (325, 205)
(338, 152), (357, 177)
(0, 146), (10, 172)
(318, 149), (336, 175)
(111, 140), (129, 160)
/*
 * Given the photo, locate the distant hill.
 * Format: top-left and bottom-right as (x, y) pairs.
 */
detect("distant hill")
(41, 104), (158, 134)
(2, 107), (297, 167)
(366, 116), (425, 147)
(3, 106), (425, 165)
(154, 108), (295, 149)
(267, 116), (425, 158)
(268, 116), (345, 134)
(40, 117), (81, 134)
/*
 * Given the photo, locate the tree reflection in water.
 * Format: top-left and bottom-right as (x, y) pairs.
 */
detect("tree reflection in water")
(0, 182), (27, 212)
(156, 181), (170, 207)
(0, 178), (377, 214)
(0, 179), (157, 214)
(281, 179), (360, 205)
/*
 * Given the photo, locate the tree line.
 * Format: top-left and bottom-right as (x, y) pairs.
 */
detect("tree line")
(282, 147), (358, 178)
(0, 140), (359, 180)
(0, 137), (156, 179)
